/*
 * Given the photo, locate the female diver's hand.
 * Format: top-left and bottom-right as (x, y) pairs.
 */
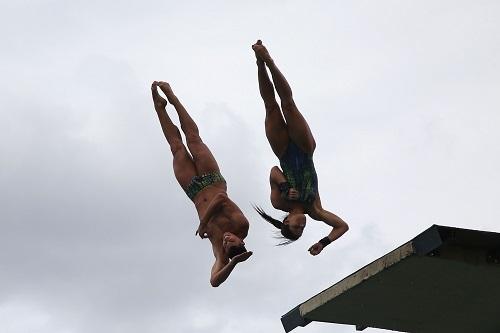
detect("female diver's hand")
(308, 242), (324, 256)
(287, 188), (300, 201)
(231, 251), (253, 263)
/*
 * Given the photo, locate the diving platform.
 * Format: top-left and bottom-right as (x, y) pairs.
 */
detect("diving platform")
(281, 225), (500, 333)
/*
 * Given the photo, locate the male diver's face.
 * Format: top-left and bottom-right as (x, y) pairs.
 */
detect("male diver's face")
(284, 213), (306, 237)
(223, 232), (244, 251)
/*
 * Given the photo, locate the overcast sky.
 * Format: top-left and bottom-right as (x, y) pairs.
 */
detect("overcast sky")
(1, 1), (500, 332)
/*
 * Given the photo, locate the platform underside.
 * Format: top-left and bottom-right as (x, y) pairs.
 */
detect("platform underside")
(281, 225), (500, 333)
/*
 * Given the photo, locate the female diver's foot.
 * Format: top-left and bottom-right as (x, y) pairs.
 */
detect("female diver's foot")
(252, 39), (273, 65)
(157, 81), (179, 105)
(151, 81), (167, 111)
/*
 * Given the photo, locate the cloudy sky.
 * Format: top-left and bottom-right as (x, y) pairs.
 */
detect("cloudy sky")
(1, 1), (500, 332)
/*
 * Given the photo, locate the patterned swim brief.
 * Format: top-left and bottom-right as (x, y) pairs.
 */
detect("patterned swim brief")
(183, 171), (226, 201)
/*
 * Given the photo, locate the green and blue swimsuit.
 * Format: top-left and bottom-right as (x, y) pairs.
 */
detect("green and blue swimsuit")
(279, 141), (318, 203)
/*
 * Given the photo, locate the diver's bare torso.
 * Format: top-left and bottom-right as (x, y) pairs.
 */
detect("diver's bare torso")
(194, 185), (249, 241)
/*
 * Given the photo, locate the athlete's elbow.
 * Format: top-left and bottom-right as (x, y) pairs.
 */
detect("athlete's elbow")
(269, 166), (282, 183)
(210, 278), (221, 288)
(341, 221), (349, 233)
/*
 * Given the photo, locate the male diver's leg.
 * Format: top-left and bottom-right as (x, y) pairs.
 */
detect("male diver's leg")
(253, 40), (289, 158)
(157, 81), (221, 175)
(152, 82), (196, 188)
(253, 41), (316, 154)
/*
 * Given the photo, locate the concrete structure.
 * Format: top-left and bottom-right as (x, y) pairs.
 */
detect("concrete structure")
(281, 225), (500, 333)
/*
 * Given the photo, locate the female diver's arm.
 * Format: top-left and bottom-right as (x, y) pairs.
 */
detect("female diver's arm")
(269, 166), (299, 208)
(269, 166), (286, 208)
(307, 195), (349, 255)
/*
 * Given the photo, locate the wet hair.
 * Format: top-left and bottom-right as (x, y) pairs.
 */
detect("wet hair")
(227, 244), (247, 259)
(253, 205), (300, 245)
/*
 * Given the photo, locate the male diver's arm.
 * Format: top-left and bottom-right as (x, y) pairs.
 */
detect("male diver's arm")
(196, 193), (228, 238)
(209, 243), (252, 287)
(210, 256), (235, 287)
(200, 192), (227, 224)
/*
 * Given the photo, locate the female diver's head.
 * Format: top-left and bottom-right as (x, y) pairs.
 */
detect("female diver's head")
(282, 212), (306, 239)
(254, 206), (306, 245)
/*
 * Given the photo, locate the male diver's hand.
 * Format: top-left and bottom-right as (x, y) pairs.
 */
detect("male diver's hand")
(287, 188), (300, 201)
(231, 251), (253, 263)
(308, 242), (324, 256)
(195, 223), (209, 239)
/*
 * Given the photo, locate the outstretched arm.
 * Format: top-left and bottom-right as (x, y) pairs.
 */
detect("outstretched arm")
(307, 195), (349, 255)
(209, 245), (253, 287)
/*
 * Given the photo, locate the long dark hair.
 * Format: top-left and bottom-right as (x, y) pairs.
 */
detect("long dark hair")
(253, 205), (299, 245)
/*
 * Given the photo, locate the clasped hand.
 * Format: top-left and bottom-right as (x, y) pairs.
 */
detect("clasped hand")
(286, 188), (300, 201)
(195, 223), (209, 239)
(308, 242), (324, 256)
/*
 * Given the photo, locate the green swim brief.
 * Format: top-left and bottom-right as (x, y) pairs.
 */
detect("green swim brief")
(183, 171), (226, 201)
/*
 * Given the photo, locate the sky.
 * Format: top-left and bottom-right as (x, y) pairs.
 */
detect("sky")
(1, 1), (500, 332)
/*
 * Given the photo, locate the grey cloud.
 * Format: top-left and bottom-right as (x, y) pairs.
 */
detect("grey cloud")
(2, 1), (500, 333)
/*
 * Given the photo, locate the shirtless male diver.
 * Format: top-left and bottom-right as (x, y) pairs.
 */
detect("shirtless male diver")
(151, 81), (252, 287)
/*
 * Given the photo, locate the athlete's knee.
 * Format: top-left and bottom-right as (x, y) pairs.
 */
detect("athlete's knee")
(280, 98), (296, 111)
(264, 101), (280, 114)
(181, 123), (200, 137)
(264, 99), (279, 109)
(185, 132), (202, 145)
(170, 141), (186, 155)
(165, 125), (182, 143)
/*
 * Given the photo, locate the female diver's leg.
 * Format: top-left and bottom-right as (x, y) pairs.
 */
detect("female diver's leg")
(157, 81), (221, 175)
(253, 41), (316, 154)
(152, 82), (196, 188)
(252, 40), (289, 159)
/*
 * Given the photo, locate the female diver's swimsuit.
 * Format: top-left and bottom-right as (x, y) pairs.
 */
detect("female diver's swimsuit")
(183, 171), (226, 201)
(279, 141), (318, 203)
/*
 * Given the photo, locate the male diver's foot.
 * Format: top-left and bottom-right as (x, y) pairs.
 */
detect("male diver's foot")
(151, 81), (167, 111)
(157, 81), (179, 105)
(252, 40), (265, 66)
(252, 40), (273, 65)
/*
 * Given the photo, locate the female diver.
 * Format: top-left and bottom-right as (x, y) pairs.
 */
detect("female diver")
(252, 40), (349, 255)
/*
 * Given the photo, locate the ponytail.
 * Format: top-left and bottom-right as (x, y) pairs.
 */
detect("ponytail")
(253, 205), (283, 229)
(253, 205), (299, 244)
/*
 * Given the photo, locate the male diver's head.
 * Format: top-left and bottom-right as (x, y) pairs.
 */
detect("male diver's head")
(223, 232), (247, 258)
